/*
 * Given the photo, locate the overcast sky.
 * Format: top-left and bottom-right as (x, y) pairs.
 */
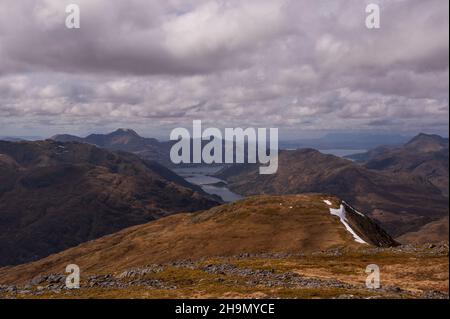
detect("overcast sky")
(0, 0), (448, 139)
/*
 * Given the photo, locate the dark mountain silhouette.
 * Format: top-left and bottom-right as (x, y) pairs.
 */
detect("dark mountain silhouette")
(0, 140), (219, 267)
(214, 149), (448, 240)
(347, 133), (449, 196)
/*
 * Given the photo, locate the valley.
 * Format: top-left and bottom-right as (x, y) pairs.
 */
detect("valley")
(213, 134), (449, 242)
(173, 166), (243, 202)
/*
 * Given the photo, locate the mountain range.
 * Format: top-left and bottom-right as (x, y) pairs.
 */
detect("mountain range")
(0, 131), (448, 299)
(346, 133), (449, 196)
(15, 131), (450, 243)
(214, 134), (449, 241)
(0, 140), (219, 266)
(52, 129), (173, 166)
(280, 133), (412, 150)
(52, 129), (256, 167)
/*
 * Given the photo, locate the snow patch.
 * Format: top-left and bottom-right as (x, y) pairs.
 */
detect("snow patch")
(329, 205), (368, 244)
(354, 209), (365, 217)
(342, 201), (365, 217)
(323, 200), (332, 206)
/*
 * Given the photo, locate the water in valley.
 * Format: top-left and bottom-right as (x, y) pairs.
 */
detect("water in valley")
(173, 166), (243, 203)
(173, 150), (365, 202)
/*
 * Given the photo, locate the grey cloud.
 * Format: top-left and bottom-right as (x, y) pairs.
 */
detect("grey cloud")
(0, 0), (448, 137)
(0, 0), (288, 76)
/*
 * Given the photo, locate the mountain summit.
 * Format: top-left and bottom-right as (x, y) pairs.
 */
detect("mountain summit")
(404, 133), (449, 153)
(0, 194), (397, 284)
(348, 133), (449, 197)
(112, 128), (140, 136)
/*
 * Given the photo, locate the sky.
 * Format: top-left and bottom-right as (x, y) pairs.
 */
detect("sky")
(0, 0), (448, 140)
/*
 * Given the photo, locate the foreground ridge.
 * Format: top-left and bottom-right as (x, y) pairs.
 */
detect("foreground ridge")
(0, 194), (397, 284)
(0, 245), (448, 299)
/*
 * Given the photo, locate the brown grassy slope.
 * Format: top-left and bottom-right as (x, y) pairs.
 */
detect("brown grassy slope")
(397, 217), (449, 244)
(0, 194), (395, 285)
(2, 247), (448, 299)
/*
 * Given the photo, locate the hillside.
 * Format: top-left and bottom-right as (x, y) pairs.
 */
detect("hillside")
(0, 140), (219, 266)
(347, 133), (449, 196)
(0, 194), (397, 285)
(215, 149), (448, 239)
(1, 195), (448, 299)
(397, 217), (449, 244)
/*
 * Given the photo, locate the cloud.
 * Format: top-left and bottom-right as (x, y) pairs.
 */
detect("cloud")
(0, 0), (288, 75)
(0, 0), (448, 137)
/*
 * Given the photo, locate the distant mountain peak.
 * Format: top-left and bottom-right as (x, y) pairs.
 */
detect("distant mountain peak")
(112, 128), (140, 137)
(51, 129), (167, 164)
(49, 134), (83, 143)
(405, 133), (448, 152)
(408, 132), (445, 141)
